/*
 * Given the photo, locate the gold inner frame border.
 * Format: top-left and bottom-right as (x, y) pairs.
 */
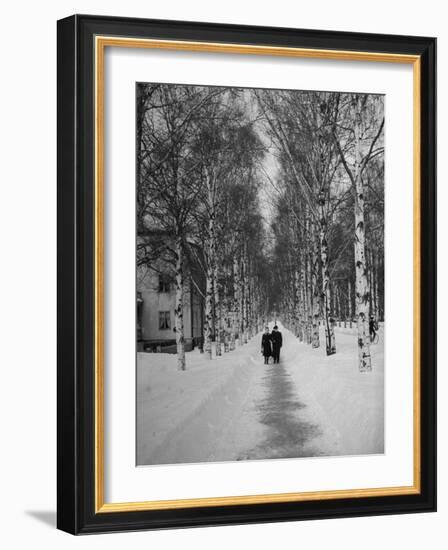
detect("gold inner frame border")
(94, 35), (421, 514)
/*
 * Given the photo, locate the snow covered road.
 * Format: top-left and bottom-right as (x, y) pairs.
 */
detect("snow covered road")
(137, 323), (384, 466)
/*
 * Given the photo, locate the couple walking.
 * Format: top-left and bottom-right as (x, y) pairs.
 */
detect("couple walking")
(261, 325), (283, 365)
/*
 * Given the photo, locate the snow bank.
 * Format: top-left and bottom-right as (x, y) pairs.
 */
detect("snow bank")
(136, 323), (384, 466)
(284, 325), (384, 457)
(136, 339), (266, 465)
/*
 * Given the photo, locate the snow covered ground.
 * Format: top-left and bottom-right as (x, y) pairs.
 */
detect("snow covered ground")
(136, 322), (384, 465)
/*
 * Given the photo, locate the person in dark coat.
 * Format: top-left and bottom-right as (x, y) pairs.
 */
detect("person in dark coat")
(271, 325), (283, 364)
(261, 326), (272, 365)
(369, 315), (378, 342)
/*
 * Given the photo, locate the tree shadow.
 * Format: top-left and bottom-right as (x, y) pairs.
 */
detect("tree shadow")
(240, 362), (322, 460)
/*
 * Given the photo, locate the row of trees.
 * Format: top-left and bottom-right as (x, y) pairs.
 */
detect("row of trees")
(137, 85), (269, 370)
(137, 84), (384, 372)
(259, 90), (384, 372)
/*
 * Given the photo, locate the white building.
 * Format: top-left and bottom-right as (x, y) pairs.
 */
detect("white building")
(137, 269), (204, 353)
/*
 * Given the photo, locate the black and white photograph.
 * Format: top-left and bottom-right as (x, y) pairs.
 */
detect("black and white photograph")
(136, 83), (385, 466)
(0, 0), (440, 542)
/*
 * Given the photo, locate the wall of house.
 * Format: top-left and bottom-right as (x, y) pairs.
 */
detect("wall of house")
(140, 289), (196, 343)
(139, 270), (202, 343)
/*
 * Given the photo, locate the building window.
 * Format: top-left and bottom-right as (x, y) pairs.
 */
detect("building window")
(158, 274), (170, 293)
(159, 311), (171, 330)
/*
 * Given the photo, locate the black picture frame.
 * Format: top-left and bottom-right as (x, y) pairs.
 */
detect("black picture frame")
(57, 14), (436, 534)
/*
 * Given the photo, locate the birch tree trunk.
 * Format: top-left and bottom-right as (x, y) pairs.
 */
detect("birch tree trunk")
(224, 314), (230, 352)
(300, 244), (308, 342)
(374, 252), (380, 320)
(318, 195), (336, 356)
(300, 278), (306, 342)
(372, 251), (377, 319)
(232, 255), (240, 348)
(203, 208), (215, 360)
(222, 263), (230, 352)
(247, 264), (252, 339)
(214, 261), (222, 356)
(367, 247), (373, 315)
(353, 96), (372, 372)
(239, 251), (247, 344)
(343, 290), (347, 328)
(336, 285), (341, 326)
(370, 248), (379, 320)
(294, 269), (301, 339)
(306, 213), (313, 344)
(243, 249), (249, 343)
(174, 234), (186, 371)
(348, 278), (353, 328)
(332, 282), (337, 319)
(223, 301), (230, 353)
(311, 222), (320, 348)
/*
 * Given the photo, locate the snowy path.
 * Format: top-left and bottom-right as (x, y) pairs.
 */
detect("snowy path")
(238, 360), (323, 461)
(137, 323), (384, 466)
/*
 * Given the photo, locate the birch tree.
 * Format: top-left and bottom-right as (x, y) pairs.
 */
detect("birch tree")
(138, 83), (384, 372)
(190, 91), (265, 358)
(255, 90), (340, 354)
(137, 84), (222, 370)
(334, 94), (384, 372)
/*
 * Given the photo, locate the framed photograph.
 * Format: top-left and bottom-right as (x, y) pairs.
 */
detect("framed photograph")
(57, 14), (436, 534)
